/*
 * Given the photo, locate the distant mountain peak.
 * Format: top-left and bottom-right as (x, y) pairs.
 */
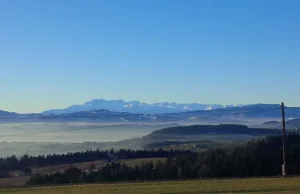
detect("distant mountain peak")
(42, 99), (247, 115)
(2, 103), (300, 125)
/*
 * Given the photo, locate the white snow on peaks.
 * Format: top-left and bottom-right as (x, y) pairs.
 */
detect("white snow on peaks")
(183, 106), (191, 110)
(204, 106), (213, 110)
(123, 104), (133, 108)
(42, 99), (250, 115)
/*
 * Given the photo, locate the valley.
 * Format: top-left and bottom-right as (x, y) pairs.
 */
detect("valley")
(2, 0), (299, 192)
(0, 103), (300, 188)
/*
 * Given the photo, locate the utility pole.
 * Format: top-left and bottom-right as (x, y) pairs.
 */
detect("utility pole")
(281, 102), (287, 176)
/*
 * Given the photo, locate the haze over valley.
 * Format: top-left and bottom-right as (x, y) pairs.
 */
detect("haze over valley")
(0, 100), (300, 157)
(1, 1), (300, 190)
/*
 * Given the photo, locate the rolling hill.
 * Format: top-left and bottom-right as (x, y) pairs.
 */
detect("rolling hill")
(148, 124), (281, 137)
(1, 104), (300, 124)
(260, 118), (300, 129)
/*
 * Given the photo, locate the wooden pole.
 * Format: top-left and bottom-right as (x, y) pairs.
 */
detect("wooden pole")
(281, 102), (286, 176)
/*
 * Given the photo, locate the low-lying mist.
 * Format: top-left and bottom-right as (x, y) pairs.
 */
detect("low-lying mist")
(0, 119), (271, 157)
(0, 122), (173, 143)
(0, 122), (178, 157)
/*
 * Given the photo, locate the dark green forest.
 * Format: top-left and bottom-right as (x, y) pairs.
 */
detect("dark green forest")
(28, 133), (300, 185)
(148, 124), (281, 136)
(0, 149), (186, 175)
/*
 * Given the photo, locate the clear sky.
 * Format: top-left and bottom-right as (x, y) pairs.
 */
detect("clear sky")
(0, 0), (299, 113)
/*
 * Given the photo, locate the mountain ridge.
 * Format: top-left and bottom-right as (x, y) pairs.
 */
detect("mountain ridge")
(42, 99), (246, 115)
(1, 104), (300, 126)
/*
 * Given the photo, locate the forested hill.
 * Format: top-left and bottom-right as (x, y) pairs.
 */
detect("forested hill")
(28, 133), (300, 185)
(148, 124), (281, 136)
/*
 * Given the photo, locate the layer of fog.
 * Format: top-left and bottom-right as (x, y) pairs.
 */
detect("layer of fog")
(0, 119), (268, 157)
(0, 122), (176, 143)
(0, 122), (177, 157)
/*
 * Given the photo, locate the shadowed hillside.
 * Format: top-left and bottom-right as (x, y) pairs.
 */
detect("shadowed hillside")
(148, 124), (281, 137)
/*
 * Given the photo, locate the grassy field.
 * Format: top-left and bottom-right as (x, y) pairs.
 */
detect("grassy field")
(1, 177), (300, 194)
(33, 158), (166, 174)
(0, 176), (30, 188)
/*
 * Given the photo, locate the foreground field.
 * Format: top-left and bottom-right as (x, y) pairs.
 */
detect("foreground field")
(0, 158), (166, 188)
(1, 177), (300, 194)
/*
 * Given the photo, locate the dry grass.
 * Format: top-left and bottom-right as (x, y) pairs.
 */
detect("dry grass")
(0, 158), (166, 188)
(33, 160), (106, 175)
(1, 177), (300, 194)
(34, 158), (166, 174)
(0, 176), (30, 188)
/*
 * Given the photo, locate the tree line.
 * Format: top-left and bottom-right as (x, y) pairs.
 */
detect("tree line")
(148, 124), (281, 137)
(28, 133), (300, 185)
(0, 148), (187, 174)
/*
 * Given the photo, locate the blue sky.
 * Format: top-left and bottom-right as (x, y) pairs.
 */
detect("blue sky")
(0, 0), (299, 113)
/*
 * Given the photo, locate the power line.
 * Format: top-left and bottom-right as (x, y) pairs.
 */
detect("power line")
(281, 102), (287, 176)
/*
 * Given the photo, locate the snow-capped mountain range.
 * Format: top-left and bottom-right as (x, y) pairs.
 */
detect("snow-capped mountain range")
(1, 103), (299, 125)
(42, 99), (245, 115)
